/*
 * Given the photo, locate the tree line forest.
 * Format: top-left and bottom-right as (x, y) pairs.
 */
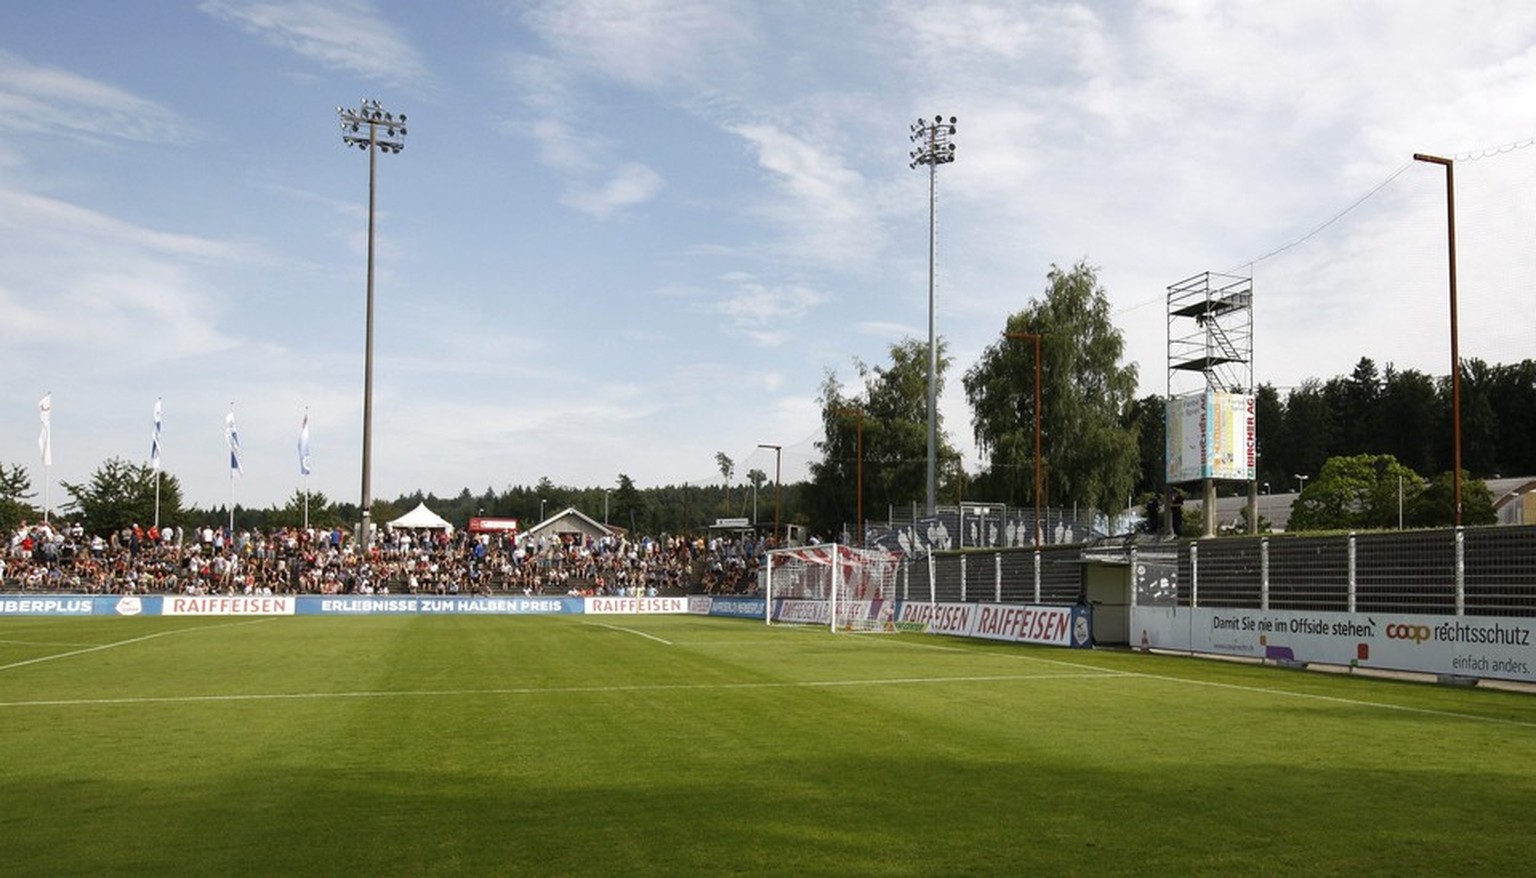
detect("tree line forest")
(5, 263), (1531, 538)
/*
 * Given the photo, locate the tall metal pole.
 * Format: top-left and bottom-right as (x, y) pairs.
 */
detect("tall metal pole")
(833, 408), (864, 546)
(758, 443), (782, 544)
(910, 115), (957, 516)
(1413, 153), (1462, 527)
(339, 99), (407, 552)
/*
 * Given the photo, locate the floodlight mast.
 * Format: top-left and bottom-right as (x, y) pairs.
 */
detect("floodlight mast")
(909, 114), (957, 517)
(338, 98), (407, 553)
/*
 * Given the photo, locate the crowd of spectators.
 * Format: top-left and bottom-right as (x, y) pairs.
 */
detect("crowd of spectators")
(2, 519), (768, 597)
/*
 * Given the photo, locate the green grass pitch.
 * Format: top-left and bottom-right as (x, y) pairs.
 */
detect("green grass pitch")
(2, 614), (1534, 875)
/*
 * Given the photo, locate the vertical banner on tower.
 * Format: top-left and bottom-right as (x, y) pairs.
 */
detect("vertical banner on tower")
(1166, 391), (1255, 481)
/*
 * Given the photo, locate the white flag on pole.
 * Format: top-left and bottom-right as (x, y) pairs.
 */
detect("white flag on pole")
(151, 398), (163, 471)
(38, 393), (52, 467)
(225, 408), (242, 476)
(298, 412), (312, 476)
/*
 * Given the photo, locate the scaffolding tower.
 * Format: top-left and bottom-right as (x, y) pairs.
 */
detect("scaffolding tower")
(1165, 271), (1257, 536)
(1167, 271), (1253, 396)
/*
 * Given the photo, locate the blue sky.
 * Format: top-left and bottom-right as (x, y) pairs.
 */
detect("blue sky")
(4, 1), (1535, 513)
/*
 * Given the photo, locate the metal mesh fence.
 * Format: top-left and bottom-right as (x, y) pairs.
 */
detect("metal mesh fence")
(1265, 535), (1350, 612)
(1188, 540), (1263, 609)
(1168, 525), (1536, 617)
(889, 526), (1534, 615)
(1354, 530), (1456, 615)
(1464, 527), (1536, 617)
(999, 551), (1035, 603)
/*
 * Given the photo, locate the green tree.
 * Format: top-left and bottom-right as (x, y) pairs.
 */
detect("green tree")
(1405, 471), (1497, 528)
(612, 473), (645, 533)
(809, 337), (957, 536)
(0, 462), (37, 533)
(1377, 365), (1440, 476)
(60, 457), (184, 535)
(963, 260), (1140, 517)
(1485, 359), (1536, 474)
(715, 452), (734, 514)
(1253, 383), (1285, 490)
(1278, 379), (1334, 483)
(1287, 454), (1423, 532)
(273, 489), (343, 529)
(1122, 394), (1166, 500)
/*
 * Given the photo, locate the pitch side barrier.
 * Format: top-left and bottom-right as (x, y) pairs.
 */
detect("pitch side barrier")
(690, 595), (1093, 649)
(0, 595), (690, 617)
(1136, 606), (1536, 684)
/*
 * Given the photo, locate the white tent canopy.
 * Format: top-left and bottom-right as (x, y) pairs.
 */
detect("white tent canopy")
(388, 502), (454, 531)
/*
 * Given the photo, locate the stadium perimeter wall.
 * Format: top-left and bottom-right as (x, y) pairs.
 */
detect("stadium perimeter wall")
(1129, 525), (1536, 685)
(0, 593), (1093, 650)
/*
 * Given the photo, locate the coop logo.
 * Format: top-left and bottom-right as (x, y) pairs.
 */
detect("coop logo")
(1386, 623), (1433, 644)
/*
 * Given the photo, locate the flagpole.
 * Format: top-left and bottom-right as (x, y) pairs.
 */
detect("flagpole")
(152, 398), (163, 530)
(301, 408), (311, 530)
(39, 392), (52, 525)
(226, 403), (237, 537)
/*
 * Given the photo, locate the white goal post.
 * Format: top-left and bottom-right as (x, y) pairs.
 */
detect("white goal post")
(762, 543), (899, 633)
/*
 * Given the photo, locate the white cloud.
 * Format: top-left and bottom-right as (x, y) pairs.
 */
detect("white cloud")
(0, 188), (247, 368)
(201, 0), (426, 83)
(562, 162), (665, 218)
(521, 0), (755, 92)
(732, 122), (884, 267)
(703, 276), (826, 347)
(0, 51), (191, 143)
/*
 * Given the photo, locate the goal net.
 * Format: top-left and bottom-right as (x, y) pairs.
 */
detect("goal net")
(763, 543), (899, 632)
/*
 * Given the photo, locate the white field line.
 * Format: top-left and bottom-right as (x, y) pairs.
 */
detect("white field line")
(582, 621), (673, 645)
(0, 671), (1125, 709)
(916, 643), (1536, 731)
(1113, 671), (1536, 730)
(0, 639), (104, 648)
(0, 618), (276, 674)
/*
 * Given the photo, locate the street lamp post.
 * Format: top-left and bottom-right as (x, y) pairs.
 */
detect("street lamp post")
(910, 114), (957, 516)
(338, 98), (407, 553)
(1262, 482), (1270, 529)
(1295, 474), (1309, 494)
(1413, 152), (1463, 527)
(758, 443), (782, 544)
(1003, 331), (1043, 546)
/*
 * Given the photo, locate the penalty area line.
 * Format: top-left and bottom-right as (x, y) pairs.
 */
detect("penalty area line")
(582, 621), (673, 645)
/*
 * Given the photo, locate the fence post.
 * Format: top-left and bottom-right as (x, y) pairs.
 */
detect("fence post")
(959, 554), (967, 602)
(1454, 527), (1465, 616)
(1347, 532), (1357, 614)
(994, 552), (1002, 602)
(1189, 541), (1199, 608)
(928, 555), (936, 605)
(1260, 537), (1269, 611)
(1033, 549), (1042, 604)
